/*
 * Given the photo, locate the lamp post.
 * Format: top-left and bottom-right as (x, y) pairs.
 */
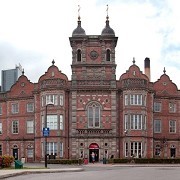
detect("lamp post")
(44, 102), (54, 168)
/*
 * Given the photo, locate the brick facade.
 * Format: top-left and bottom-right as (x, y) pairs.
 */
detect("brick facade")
(0, 17), (179, 162)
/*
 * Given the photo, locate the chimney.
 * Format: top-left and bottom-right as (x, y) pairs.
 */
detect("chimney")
(144, 57), (151, 81)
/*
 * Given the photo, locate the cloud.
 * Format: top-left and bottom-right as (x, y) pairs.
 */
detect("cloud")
(0, 0), (179, 88)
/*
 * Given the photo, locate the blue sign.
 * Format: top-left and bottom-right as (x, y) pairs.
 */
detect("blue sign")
(43, 127), (50, 137)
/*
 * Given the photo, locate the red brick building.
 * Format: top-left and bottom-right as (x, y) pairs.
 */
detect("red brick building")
(0, 15), (179, 162)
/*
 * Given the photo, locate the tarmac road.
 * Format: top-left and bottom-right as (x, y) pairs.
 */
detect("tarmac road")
(5, 166), (180, 180)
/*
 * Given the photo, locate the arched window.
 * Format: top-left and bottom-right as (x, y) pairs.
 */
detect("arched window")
(155, 145), (161, 156)
(88, 103), (100, 128)
(106, 49), (110, 61)
(77, 49), (81, 62)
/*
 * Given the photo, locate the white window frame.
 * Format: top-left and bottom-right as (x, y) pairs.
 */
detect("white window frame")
(60, 95), (64, 106)
(130, 94), (142, 105)
(60, 142), (63, 158)
(46, 95), (58, 105)
(169, 120), (176, 133)
(27, 103), (34, 112)
(12, 120), (19, 134)
(169, 103), (176, 113)
(124, 114), (128, 130)
(125, 142), (128, 157)
(60, 115), (63, 130)
(47, 142), (57, 156)
(26, 120), (34, 134)
(88, 103), (100, 128)
(130, 142), (142, 158)
(27, 149), (34, 158)
(125, 95), (128, 106)
(130, 114), (142, 130)
(11, 103), (19, 114)
(154, 102), (161, 112)
(47, 115), (58, 130)
(154, 120), (161, 133)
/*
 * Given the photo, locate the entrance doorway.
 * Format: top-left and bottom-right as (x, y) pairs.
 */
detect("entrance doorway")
(170, 146), (176, 158)
(13, 148), (18, 160)
(89, 143), (99, 163)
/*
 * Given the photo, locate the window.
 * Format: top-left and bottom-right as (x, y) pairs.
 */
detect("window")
(130, 95), (142, 105)
(77, 49), (81, 62)
(106, 49), (110, 61)
(60, 95), (64, 106)
(125, 142), (128, 157)
(46, 95), (58, 105)
(130, 114), (142, 130)
(60, 142), (63, 158)
(60, 115), (63, 130)
(27, 103), (34, 112)
(0, 122), (2, 134)
(27, 120), (34, 134)
(27, 149), (33, 158)
(124, 95), (128, 106)
(47, 142), (57, 156)
(0, 144), (2, 156)
(41, 96), (44, 107)
(88, 103), (100, 128)
(169, 103), (176, 113)
(154, 102), (161, 112)
(11, 103), (19, 114)
(0, 105), (2, 115)
(154, 120), (161, 133)
(47, 115), (58, 130)
(124, 114), (128, 130)
(130, 142), (142, 158)
(155, 145), (161, 156)
(12, 121), (19, 134)
(144, 116), (146, 130)
(169, 120), (176, 133)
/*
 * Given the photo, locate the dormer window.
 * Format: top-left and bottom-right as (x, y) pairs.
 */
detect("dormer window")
(106, 49), (110, 61)
(77, 49), (82, 62)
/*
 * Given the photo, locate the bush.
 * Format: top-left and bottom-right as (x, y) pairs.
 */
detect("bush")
(1, 155), (14, 168)
(47, 159), (83, 164)
(111, 158), (180, 164)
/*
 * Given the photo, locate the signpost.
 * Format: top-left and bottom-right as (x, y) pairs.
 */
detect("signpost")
(43, 128), (50, 137)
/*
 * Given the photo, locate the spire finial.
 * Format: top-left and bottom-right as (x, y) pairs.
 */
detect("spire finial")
(22, 68), (24, 75)
(163, 67), (166, 74)
(78, 5), (81, 21)
(52, 59), (55, 65)
(106, 4), (109, 20)
(133, 57), (135, 64)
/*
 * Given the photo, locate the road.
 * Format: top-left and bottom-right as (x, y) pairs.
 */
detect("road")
(6, 166), (180, 180)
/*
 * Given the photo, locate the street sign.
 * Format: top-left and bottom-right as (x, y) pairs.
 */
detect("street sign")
(43, 127), (50, 137)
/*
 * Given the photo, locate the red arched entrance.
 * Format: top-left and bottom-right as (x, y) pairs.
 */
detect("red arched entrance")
(89, 143), (99, 163)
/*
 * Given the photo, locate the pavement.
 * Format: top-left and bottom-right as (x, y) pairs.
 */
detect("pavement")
(1, 162), (180, 179)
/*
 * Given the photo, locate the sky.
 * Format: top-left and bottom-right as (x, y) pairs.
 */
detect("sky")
(0, 0), (179, 88)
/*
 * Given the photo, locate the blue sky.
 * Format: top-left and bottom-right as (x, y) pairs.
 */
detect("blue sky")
(0, 0), (179, 88)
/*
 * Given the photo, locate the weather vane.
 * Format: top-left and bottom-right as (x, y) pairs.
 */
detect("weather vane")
(106, 4), (109, 20)
(78, 5), (81, 20)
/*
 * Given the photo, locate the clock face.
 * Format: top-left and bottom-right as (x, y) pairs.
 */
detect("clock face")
(90, 50), (98, 60)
